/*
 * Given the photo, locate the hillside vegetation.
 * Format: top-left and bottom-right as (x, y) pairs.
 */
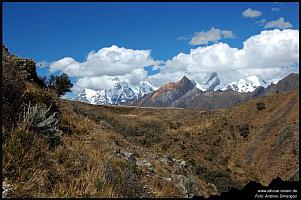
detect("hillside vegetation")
(2, 46), (299, 198)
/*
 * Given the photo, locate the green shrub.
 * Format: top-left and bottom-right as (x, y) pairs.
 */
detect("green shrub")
(239, 124), (250, 138)
(23, 103), (61, 150)
(256, 102), (266, 111)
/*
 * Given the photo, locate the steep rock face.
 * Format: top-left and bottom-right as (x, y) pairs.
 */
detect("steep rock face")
(250, 86), (266, 97)
(195, 72), (221, 91)
(132, 76), (195, 107)
(204, 72), (221, 91)
(265, 73), (299, 94)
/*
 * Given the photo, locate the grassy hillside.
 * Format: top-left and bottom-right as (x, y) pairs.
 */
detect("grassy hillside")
(2, 46), (299, 198)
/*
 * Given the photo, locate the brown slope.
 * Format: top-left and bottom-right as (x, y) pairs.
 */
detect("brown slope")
(228, 91), (299, 185)
(4, 45), (298, 198)
(61, 90), (298, 197)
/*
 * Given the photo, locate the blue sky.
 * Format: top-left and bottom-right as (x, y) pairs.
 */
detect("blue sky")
(3, 2), (299, 97)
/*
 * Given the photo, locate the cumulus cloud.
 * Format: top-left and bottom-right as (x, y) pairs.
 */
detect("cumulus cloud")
(264, 17), (293, 29)
(242, 8), (262, 18)
(49, 57), (81, 76)
(149, 29), (299, 87)
(51, 30), (298, 94)
(49, 45), (157, 77)
(50, 45), (159, 94)
(72, 68), (148, 94)
(190, 27), (234, 45)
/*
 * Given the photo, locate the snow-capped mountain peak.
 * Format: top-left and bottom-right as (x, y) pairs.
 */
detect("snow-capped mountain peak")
(75, 72), (285, 105)
(75, 88), (107, 105)
(135, 80), (157, 98)
(196, 72), (221, 91)
(108, 81), (136, 104)
(75, 80), (156, 105)
(220, 75), (264, 93)
(190, 72), (279, 93)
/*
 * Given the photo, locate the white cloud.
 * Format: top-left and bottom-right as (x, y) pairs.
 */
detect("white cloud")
(271, 7), (280, 12)
(178, 36), (190, 41)
(238, 29), (298, 68)
(149, 29), (299, 87)
(49, 57), (81, 76)
(50, 45), (159, 93)
(264, 17), (293, 29)
(221, 30), (234, 38)
(127, 68), (148, 85)
(73, 69), (147, 94)
(49, 45), (157, 77)
(51, 30), (299, 94)
(190, 27), (234, 45)
(72, 68), (148, 94)
(256, 19), (266, 26)
(242, 8), (262, 18)
(148, 71), (189, 88)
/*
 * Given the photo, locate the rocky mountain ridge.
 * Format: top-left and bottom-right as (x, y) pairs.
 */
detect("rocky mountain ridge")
(131, 73), (299, 110)
(74, 71), (278, 105)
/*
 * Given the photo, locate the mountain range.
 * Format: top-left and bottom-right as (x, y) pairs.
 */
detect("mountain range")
(75, 80), (156, 105)
(133, 73), (299, 110)
(75, 72), (299, 110)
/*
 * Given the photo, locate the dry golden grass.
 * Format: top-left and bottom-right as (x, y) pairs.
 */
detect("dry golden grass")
(3, 86), (299, 197)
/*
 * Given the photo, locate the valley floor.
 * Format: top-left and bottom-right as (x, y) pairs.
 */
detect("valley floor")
(3, 90), (299, 198)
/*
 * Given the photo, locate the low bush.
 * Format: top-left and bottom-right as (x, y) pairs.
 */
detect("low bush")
(239, 124), (250, 138)
(256, 102), (266, 111)
(23, 103), (61, 150)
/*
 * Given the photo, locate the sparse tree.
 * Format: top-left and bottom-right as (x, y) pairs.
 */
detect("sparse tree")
(54, 73), (73, 96)
(46, 73), (73, 96)
(47, 75), (56, 89)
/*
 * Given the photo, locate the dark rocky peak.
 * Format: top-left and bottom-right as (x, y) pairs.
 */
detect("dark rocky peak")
(285, 73), (299, 79)
(179, 76), (190, 83)
(205, 72), (218, 85)
(266, 73), (299, 94)
(178, 76), (195, 89)
(209, 72), (218, 80)
(251, 86), (266, 97)
(276, 73), (299, 86)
